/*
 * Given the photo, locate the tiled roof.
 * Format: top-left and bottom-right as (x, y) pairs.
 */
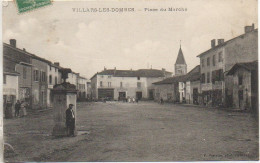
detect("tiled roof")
(197, 29), (258, 58)
(175, 47), (186, 65)
(4, 43), (51, 64)
(153, 75), (186, 85)
(153, 65), (200, 85)
(137, 69), (172, 77)
(91, 69), (172, 79)
(227, 61), (258, 75)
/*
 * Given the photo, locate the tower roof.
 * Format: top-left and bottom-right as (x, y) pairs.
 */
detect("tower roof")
(175, 46), (186, 65)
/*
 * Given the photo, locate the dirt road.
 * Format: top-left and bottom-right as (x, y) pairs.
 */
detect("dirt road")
(4, 102), (259, 161)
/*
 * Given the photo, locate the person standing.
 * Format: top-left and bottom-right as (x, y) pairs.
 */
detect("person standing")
(66, 104), (76, 137)
(20, 101), (27, 117)
(14, 100), (21, 117)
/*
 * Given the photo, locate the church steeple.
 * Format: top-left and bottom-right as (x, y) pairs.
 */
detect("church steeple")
(174, 41), (187, 75)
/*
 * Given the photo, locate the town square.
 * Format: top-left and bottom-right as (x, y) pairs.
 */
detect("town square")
(2, 0), (259, 162)
(4, 102), (258, 162)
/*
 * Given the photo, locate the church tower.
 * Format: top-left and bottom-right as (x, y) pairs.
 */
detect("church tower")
(174, 42), (187, 76)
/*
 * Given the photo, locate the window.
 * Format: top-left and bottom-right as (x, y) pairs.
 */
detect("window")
(218, 52), (223, 62)
(108, 82), (112, 87)
(239, 76), (243, 85)
(137, 76), (140, 80)
(50, 66), (51, 71)
(23, 67), (27, 79)
(49, 75), (52, 84)
(41, 72), (46, 82)
(120, 82), (123, 88)
(55, 77), (57, 84)
(137, 82), (141, 88)
(201, 73), (205, 83)
(100, 81), (103, 87)
(39, 71), (42, 81)
(34, 70), (39, 81)
(207, 72), (210, 83)
(55, 68), (57, 72)
(3, 75), (6, 84)
(212, 71), (216, 84)
(201, 59), (205, 67)
(213, 55), (216, 66)
(207, 57), (210, 66)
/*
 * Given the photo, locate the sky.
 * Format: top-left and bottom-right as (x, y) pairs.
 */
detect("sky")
(3, 0), (258, 79)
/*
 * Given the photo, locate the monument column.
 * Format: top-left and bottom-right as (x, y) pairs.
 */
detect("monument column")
(52, 68), (78, 137)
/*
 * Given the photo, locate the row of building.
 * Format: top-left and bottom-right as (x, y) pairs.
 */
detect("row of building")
(153, 24), (258, 112)
(90, 24), (258, 112)
(3, 39), (91, 110)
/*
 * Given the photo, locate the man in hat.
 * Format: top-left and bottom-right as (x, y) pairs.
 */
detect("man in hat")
(66, 104), (75, 136)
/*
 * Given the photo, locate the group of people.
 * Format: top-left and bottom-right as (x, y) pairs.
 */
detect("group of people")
(119, 97), (139, 103)
(14, 100), (27, 117)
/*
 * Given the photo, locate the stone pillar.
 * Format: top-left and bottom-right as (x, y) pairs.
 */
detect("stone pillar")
(52, 68), (77, 137)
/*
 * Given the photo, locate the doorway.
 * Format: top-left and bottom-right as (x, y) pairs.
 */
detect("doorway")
(136, 92), (142, 100)
(238, 90), (243, 109)
(118, 92), (126, 100)
(193, 88), (198, 105)
(149, 89), (154, 100)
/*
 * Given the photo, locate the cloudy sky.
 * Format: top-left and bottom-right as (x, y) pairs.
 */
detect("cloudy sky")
(3, 0), (257, 78)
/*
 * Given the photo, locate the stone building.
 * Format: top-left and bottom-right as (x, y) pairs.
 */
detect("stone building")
(153, 65), (200, 104)
(90, 68), (172, 100)
(4, 39), (52, 110)
(47, 62), (62, 107)
(197, 24), (258, 107)
(3, 40), (32, 108)
(153, 75), (185, 102)
(3, 68), (19, 117)
(175, 45), (187, 76)
(77, 75), (88, 101)
(183, 65), (201, 105)
(227, 61), (258, 112)
(30, 54), (50, 109)
(86, 79), (91, 99)
(153, 43), (189, 103)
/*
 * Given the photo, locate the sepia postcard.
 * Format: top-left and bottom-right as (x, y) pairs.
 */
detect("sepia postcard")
(1, 0), (259, 162)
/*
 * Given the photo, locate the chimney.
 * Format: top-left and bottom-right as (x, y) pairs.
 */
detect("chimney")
(10, 39), (16, 48)
(104, 66), (107, 70)
(245, 23), (255, 33)
(217, 39), (224, 45)
(211, 39), (216, 48)
(23, 48), (26, 51)
(114, 67), (116, 70)
(54, 62), (60, 66)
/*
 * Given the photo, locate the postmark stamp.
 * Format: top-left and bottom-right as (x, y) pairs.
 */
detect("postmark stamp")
(15, 0), (51, 13)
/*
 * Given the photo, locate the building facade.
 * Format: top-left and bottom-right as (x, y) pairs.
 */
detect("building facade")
(47, 63), (61, 107)
(153, 65), (200, 104)
(3, 40), (32, 109)
(227, 61), (258, 112)
(175, 45), (187, 76)
(77, 75), (88, 101)
(91, 68), (172, 100)
(31, 55), (50, 109)
(197, 24), (258, 107)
